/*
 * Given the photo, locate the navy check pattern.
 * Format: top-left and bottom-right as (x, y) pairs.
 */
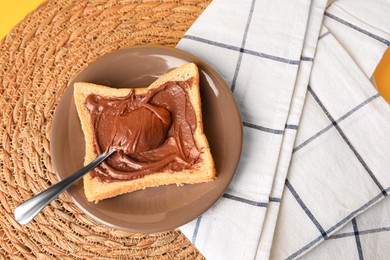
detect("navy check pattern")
(279, 20), (390, 256)
(352, 218), (364, 260)
(293, 93), (380, 153)
(284, 83), (389, 258)
(184, 0), (310, 248)
(178, 0), (390, 259)
(182, 35), (301, 67)
(325, 12), (390, 46)
(286, 187), (390, 259)
(328, 226), (390, 240)
(308, 86), (386, 195)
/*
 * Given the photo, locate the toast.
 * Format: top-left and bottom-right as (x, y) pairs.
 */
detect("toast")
(74, 63), (216, 203)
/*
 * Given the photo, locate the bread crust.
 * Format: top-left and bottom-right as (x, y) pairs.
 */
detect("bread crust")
(74, 63), (216, 203)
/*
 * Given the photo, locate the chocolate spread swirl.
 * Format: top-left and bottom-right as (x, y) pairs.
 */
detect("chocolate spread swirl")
(85, 79), (200, 182)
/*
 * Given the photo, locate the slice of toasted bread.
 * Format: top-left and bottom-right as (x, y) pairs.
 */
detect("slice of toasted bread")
(74, 63), (216, 203)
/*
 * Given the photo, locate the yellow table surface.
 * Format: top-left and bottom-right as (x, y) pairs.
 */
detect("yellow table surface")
(1, 1), (389, 103)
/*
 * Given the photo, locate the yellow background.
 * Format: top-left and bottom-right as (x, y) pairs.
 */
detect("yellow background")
(1, 1), (389, 103)
(0, 1), (44, 37)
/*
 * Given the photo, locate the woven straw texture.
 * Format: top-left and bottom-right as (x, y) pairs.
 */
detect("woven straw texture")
(0, 0), (211, 258)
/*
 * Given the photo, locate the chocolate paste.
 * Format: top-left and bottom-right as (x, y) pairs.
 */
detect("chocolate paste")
(85, 79), (200, 182)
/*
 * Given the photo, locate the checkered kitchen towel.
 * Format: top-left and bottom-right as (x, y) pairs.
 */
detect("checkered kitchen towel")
(177, 0), (390, 259)
(272, 1), (390, 259)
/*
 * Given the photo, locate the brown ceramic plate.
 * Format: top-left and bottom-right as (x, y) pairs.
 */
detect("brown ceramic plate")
(50, 46), (242, 233)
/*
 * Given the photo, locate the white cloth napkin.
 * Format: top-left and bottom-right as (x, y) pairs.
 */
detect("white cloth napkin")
(178, 0), (319, 258)
(255, 0), (329, 258)
(176, 0), (390, 259)
(271, 1), (390, 259)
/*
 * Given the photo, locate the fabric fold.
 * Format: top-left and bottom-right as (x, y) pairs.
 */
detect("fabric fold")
(177, 0), (314, 258)
(175, 0), (390, 259)
(271, 26), (390, 260)
(324, 0), (390, 77)
(270, 0), (390, 258)
(256, 1), (328, 258)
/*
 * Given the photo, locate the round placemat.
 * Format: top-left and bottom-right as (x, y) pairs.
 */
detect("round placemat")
(0, 0), (211, 258)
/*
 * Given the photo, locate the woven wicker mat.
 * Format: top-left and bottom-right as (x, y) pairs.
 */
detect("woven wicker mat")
(0, 0), (212, 258)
